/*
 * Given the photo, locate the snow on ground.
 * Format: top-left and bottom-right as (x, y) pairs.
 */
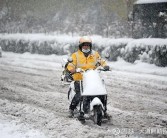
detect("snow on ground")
(0, 52), (167, 138)
(109, 58), (167, 77)
(0, 115), (46, 138)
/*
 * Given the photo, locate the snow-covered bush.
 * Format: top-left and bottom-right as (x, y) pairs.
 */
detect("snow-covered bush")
(0, 34), (131, 57)
(123, 39), (167, 67)
(0, 34), (167, 67)
(92, 36), (132, 61)
(0, 34), (78, 55)
(102, 44), (127, 61)
(151, 44), (167, 67)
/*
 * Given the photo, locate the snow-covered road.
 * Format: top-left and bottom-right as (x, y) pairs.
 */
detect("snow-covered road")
(0, 52), (167, 138)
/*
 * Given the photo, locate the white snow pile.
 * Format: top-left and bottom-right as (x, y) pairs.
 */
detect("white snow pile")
(82, 70), (107, 96)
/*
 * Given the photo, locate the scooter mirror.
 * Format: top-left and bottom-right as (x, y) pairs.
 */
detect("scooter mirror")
(104, 53), (110, 59)
(68, 57), (73, 62)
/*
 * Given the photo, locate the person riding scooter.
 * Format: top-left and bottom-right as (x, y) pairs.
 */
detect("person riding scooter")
(66, 36), (110, 120)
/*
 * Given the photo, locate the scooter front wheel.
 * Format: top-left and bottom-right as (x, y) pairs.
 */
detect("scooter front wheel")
(93, 105), (102, 126)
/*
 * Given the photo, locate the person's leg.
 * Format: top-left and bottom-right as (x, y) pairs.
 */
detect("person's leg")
(99, 95), (110, 119)
(69, 92), (80, 110)
(83, 97), (91, 113)
(69, 81), (80, 117)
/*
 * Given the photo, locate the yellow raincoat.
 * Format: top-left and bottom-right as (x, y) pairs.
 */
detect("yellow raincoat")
(67, 50), (106, 81)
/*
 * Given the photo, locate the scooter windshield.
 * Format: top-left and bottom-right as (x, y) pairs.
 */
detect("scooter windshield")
(82, 70), (107, 96)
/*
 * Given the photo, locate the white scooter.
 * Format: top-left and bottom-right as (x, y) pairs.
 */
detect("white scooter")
(67, 59), (110, 126)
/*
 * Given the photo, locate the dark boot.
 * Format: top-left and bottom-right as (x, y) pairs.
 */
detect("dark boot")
(78, 112), (85, 123)
(103, 112), (111, 120)
(68, 109), (74, 118)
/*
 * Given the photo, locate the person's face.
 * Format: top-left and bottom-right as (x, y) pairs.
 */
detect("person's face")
(82, 45), (90, 50)
(82, 42), (91, 50)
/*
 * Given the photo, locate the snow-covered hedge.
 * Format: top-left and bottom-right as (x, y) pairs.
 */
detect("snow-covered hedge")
(122, 39), (167, 67)
(95, 38), (132, 61)
(0, 34), (132, 58)
(0, 34), (79, 55)
(0, 34), (167, 67)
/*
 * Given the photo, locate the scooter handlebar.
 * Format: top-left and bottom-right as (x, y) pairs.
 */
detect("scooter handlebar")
(75, 66), (111, 73)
